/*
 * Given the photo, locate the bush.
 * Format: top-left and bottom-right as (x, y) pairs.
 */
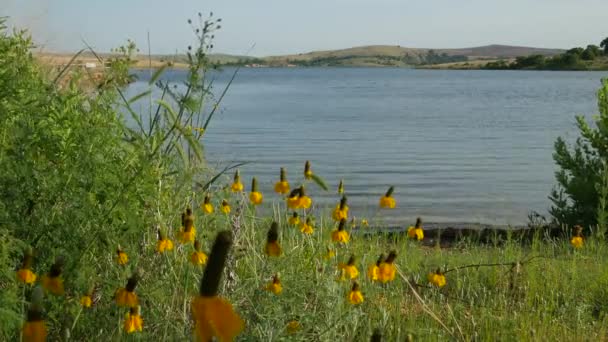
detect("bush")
(550, 79), (608, 228)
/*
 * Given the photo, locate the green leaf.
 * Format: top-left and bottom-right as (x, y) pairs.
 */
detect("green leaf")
(128, 89), (151, 104)
(148, 65), (167, 86)
(311, 174), (329, 191)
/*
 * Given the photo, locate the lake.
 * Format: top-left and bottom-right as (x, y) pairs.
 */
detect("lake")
(130, 68), (607, 227)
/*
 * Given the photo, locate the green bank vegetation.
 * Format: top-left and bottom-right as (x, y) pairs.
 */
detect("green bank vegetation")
(2, 14), (608, 341)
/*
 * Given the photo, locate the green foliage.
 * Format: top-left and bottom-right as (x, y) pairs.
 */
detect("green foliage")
(601, 37), (608, 55)
(550, 79), (608, 227)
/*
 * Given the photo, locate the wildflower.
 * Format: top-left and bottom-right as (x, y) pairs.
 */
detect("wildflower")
(80, 293), (92, 308)
(407, 217), (424, 241)
(221, 199), (231, 214)
(265, 222), (282, 257)
(571, 225), (584, 249)
(347, 281), (364, 305)
(339, 255), (360, 280)
(378, 251), (397, 283)
(428, 269), (447, 288)
(304, 160), (313, 179)
(115, 274), (139, 307)
(202, 195), (214, 214)
(179, 208), (197, 244)
(157, 230), (174, 253)
(332, 196), (349, 221)
(41, 257), (64, 296)
(265, 274), (283, 295)
(286, 320), (301, 334)
(324, 247), (336, 260)
(116, 247), (128, 265)
(191, 231), (245, 342)
(231, 169), (244, 192)
(124, 306), (144, 334)
(338, 179), (344, 194)
(367, 254), (384, 281)
(288, 212), (300, 226)
(274, 168), (290, 194)
(331, 219), (350, 244)
(249, 177), (263, 205)
(379, 186), (396, 209)
(286, 186), (312, 209)
(22, 286), (47, 342)
(16, 248), (36, 285)
(190, 240), (208, 266)
(361, 218), (369, 227)
(300, 217), (314, 235)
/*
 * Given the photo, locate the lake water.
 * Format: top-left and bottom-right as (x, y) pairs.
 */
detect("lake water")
(130, 68), (607, 227)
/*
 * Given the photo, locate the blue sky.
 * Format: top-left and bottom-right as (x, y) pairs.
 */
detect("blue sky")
(5, 0), (608, 56)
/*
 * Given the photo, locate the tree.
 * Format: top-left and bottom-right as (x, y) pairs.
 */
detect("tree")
(582, 45), (601, 61)
(601, 37), (608, 55)
(550, 79), (608, 227)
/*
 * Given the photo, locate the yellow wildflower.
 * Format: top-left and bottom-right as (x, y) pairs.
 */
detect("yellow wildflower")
(41, 257), (64, 296)
(249, 177), (263, 205)
(304, 160), (313, 179)
(407, 217), (424, 241)
(347, 281), (364, 305)
(378, 251), (397, 283)
(571, 225), (584, 249)
(80, 295), (92, 308)
(124, 306), (143, 334)
(274, 167), (290, 194)
(115, 275), (139, 307)
(16, 249), (36, 285)
(428, 269), (447, 288)
(221, 199), (231, 214)
(190, 240), (208, 266)
(300, 217), (314, 235)
(192, 231), (244, 342)
(331, 219), (350, 244)
(332, 196), (349, 221)
(379, 186), (396, 209)
(367, 254), (384, 281)
(265, 222), (282, 257)
(286, 320), (301, 334)
(339, 255), (360, 280)
(361, 218), (369, 227)
(116, 247), (128, 265)
(22, 287), (47, 342)
(231, 169), (244, 192)
(202, 195), (214, 214)
(179, 208), (197, 244)
(324, 247), (336, 260)
(157, 234), (174, 253)
(265, 274), (283, 295)
(288, 212), (300, 226)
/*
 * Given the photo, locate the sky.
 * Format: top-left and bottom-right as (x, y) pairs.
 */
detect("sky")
(4, 0), (608, 57)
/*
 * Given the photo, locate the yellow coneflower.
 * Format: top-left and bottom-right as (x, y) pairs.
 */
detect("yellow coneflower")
(428, 269), (447, 288)
(274, 168), (290, 194)
(80, 294), (92, 308)
(157, 230), (174, 253)
(115, 274), (139, 307)
(332, 196), (349, 221)
(286, 187), (301, 209)
(304, 160), (313, 179)
(249, 177), (263, 205)
(16, 248), (36, 285)
(288, 212), (300, 226)
(298, 186), (312, 209)
(378, 251), (397, 283)
(361, 218), (369, 227)
(286, 320), (301, 334)
(324, 247), (336, 260)
(191, 231), (245, 342)
(22, 286), (47, 342)
(231, 170), (244, 193)
(338, 179), (344, 194)
(347, 281), (364, 305)
(41, 257), (64, 296)
(407, 217), (424, 241)
(379, 186), (396, 209)
(202, 195), (214, 214)
(190, 240), (208, 266)
(265, 274), (283, 295)
(339, 255), (360, 280)
(331, 219), (350, 244)
(221, 199), (231, 214)
(124, 306), (144, 334)
(300, 217), (314, 235)
(264, 222), (282, 257)
(179, 208), (197, 244)
(116, 247), (128, 265)
(367, 254), (384, 282)
(571, 225), (584, 249)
